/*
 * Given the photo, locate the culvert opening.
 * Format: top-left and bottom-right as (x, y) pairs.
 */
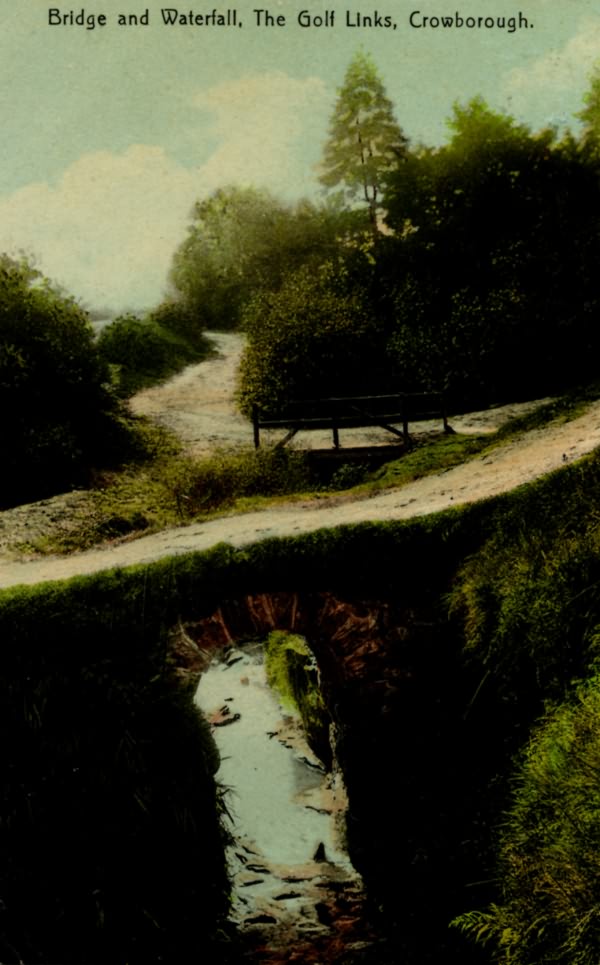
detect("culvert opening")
(193, 633), (371, 954)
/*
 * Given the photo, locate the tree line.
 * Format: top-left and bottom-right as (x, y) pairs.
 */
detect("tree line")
(169, 52), (600, 414)
(5, 50), (600, 504)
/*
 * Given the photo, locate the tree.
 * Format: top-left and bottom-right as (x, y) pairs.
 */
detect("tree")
(578, 64), (600, 155)
(169, 186), (342, 330)
(381, 98), (600, 406)
(0, 255), (130, 504)
(319, 51), (408, 235)
(237, 264), (382, 415)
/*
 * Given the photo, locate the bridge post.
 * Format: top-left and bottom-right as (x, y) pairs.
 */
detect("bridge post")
(252, 406), (260, 448)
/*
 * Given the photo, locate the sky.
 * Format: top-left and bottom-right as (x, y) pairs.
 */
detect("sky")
(1, 0), (599, 312)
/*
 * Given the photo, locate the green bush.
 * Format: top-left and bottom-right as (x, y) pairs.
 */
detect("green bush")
(161, 447), (312, 515)
(237, 265), (384, 416)
(453, 674), (600, 964)
(0, 255), (136, 506)
(449, 452), (600, 702)
(97, 313), (204, 396)
(147, 298), (209, 351)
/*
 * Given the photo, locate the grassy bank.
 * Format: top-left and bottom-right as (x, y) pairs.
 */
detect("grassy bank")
(6, 445), (600, 960)
(15, 385), (599, 559)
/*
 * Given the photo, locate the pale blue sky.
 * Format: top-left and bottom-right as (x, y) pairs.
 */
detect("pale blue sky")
(0, 0), (597, 310)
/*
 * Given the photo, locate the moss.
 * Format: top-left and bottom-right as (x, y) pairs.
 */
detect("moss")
(7, 447), (600, 962)
(265, 630), (332, 767)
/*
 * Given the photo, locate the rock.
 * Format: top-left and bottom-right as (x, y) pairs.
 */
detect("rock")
(313, 842), (327, 862)
(315, 901), (333, 925)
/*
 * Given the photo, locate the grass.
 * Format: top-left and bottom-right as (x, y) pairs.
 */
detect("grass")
(13, 384), (600, 558)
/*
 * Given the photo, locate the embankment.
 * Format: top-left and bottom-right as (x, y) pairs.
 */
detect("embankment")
(4, 450), (600, 962)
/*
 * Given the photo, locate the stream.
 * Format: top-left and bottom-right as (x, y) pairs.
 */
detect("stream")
(194, 644), (380, 963)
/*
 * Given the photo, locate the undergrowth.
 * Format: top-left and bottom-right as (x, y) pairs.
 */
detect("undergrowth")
(97, 314), (214, 397)
(452, 674), (600, 964)
(8, 439), (600, 962)
(18, 383), (600, 557)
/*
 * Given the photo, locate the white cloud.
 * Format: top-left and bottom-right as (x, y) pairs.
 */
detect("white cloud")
(0, 145), (199, 312)
(502, 16), (600, 127)
(192, 71), (329, 196)
(0, 71), (329, 312)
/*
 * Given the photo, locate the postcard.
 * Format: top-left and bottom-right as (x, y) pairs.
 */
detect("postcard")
(2, 2), (600, 964)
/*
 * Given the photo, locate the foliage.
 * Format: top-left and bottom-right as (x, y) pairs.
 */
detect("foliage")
(265, 630), (332, 767)
(146, 297), (209, 351)
(237, 263), (384, 414)
(0, 254), (138, 506)
(0, 570), (232, 964)
(169, 186), (343, 330)
(160, 446), (312, 515)
(319, 50), (408, 233)
(382, 98), (600, 407)
(578, 64), (600, 156)
(449, 450), (600, 702)
(453, 675), (600, 964)
(97, 312), (208, 396)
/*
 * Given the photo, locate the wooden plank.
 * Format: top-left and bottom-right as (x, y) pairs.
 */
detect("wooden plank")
(252, 406), (261, 448)
(274, 427), (299, 449)
(252, 391), (451, 445)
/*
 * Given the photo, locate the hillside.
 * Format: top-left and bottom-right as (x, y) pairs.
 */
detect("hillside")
(0, 328), (599, 587)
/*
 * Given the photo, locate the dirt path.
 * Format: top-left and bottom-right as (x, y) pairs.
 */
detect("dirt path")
(129, 331), (251, 455)
(128, 330), (554, 451)
(2, 396), (600, 590)
(1, 330), (598, 589)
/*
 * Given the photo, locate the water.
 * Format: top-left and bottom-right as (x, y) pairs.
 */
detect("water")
(194, 645), (380, 959)
(194, 646), (350, 869)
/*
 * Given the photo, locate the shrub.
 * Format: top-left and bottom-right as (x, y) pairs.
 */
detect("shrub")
(0, 255), (133, 506)
(147, 299), (208, 351)
(161, 447), (312, 515)
(237, 265), (385, 416)
(453, 674), (600, 964)
(97, 313), (202, 396)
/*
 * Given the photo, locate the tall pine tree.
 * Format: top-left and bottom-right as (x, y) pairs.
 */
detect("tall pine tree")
(319, 51), (408, 235)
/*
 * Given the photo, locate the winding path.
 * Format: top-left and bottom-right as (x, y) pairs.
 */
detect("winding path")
(2, 397), (600, 590)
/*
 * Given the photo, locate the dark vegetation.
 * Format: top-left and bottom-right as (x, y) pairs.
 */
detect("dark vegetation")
(0, 254), (210, 506)
(5, 48), (600, 965)
(0, 566), (232, 965)
(96, 305), (211, 397)
(0, 257), (142, 508)
(5, 453), (600, 961)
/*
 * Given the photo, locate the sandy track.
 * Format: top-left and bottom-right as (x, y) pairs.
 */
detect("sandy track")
(129, 331), (552, 451)
(129, 331), (251, 454)
(2, 398), (600, 591)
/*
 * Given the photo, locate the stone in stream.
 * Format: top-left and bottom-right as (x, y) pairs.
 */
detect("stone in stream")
(313, 842), (327, 862)
(244, 913), (277, 925)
